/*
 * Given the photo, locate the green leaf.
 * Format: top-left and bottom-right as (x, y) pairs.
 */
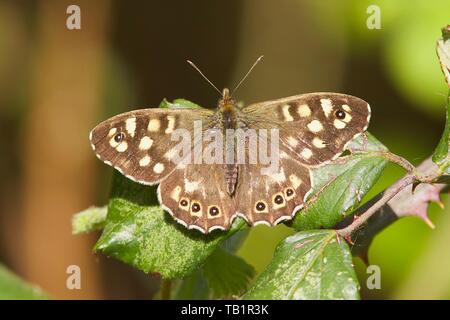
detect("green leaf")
(290, 133), (388, 230)
(433, 27), (450, 173)
(72, 206), (107, 234)
(94, 172), (246, 279)
(159, 98), (202, 109)
(243, 230), (359, 300)
(173, 269), (210, 300)
(203, 248), (255, 298)
(173, 229), (252, 299)
(0, 264), (48, 300)
(432, 93), (450, 173)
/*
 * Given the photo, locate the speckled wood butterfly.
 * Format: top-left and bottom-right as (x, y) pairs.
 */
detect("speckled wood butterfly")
(90, 85), (370, 233)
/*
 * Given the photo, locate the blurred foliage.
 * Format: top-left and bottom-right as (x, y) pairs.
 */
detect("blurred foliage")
(312, 0), (450, 117)
(0, 264), (48, 300)
(1, 0), (449, 300)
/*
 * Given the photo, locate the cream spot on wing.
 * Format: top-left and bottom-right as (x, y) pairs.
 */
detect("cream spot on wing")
(139, 136), (153, 150)
(109, 137), (119, 148)
(334, 119), (346, 129)
(282, 104), (294, 121)
(287, 136), (298, 148)
(164, 148), (178, 161)
(153, 162), (164, 173)
(342, 112), (352, 123)
(320, 99), (333, 117)
(170, 186), (182, 202)
(298, 104), (311, 117)
(312, 137), (326, 149)
(165, 115), (176, 133)
(307, 120), (323, 133)
(289, 174), (302, 189)
(185, 179), (200, 193)
(148, 118), (160, 132)
(125, 117), (136, 137)
(269, 168), (286, 183)
(139, 155), (151, 167)
(108, 127), (117, 137)
(342, 104), (351, 112)
(301, 148), (313, 159)
(280, 151), (290, 159)
(116, 141), (128, 152)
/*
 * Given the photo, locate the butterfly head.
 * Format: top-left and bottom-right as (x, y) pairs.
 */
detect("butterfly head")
(219, 88), (236, 112)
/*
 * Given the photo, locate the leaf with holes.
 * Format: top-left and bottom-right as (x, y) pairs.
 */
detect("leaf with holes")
(243, 230), (359, 300)
(290, 133), (388, 230)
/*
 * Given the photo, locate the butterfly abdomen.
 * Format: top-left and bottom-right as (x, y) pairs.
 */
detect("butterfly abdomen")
(225, 163), (239, 195)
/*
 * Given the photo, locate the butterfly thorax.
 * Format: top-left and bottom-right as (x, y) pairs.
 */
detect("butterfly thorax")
(217, 88), (241, 196)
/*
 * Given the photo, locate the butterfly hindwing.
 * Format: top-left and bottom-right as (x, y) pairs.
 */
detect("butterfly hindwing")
(234, 157), (312, 226)
(158, 163), (236, 233)
(90, 108), (214, 185)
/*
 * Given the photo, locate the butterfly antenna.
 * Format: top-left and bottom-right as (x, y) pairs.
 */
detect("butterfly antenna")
(187, 60), (222, 96)
(231, 55), (264, 96)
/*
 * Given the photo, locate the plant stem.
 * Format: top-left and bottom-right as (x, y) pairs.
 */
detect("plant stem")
(160, 279), (172, 300)
(336, 157), (446, 238)
(336, 174), (415, 237)
(378, 151), (415, 172)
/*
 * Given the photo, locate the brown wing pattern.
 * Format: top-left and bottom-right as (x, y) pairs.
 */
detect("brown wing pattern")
(158, 163), (236, 233)
(90, 108), (213, 185)
(242, 93), (371, 166)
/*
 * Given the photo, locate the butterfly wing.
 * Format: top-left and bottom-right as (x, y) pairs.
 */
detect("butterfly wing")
(234, 158), (312, 226)
(242, 93), (371, 166)
(89, 108), (214, 185)
(233, 93), (371, 226)
(158, 163), (236, 233)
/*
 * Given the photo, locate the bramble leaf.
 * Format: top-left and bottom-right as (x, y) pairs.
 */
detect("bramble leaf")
(433, 27), (450, 173)
(94, 172), (247, 279)
(290, 133), (388, 230)
(72, 206), (107, 234)
(244, 230), (359, 300)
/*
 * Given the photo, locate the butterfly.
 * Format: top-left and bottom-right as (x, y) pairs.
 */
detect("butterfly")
(90, 87), (371, 233)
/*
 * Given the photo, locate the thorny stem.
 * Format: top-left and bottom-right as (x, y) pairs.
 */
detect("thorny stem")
(336, 174), (415, 237)
(336, 155), (446, 238)
(376, 151), (415, 173)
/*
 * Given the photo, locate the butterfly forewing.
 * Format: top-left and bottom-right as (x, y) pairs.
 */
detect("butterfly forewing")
(90, 108), (214, 185)
(243, 93), (371, 166)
